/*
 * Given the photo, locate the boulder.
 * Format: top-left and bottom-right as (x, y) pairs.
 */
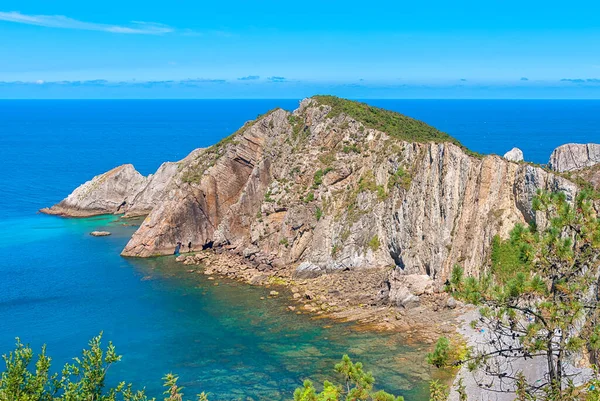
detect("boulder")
(503, 147), (524, 162)
(392, 286), (421, 309)
(549, 143), (600, 172)
(446, 297), (457, 309)
(294, 262), (324, 279)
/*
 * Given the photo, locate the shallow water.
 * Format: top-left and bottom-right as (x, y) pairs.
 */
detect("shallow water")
(0, 214), (434, 400)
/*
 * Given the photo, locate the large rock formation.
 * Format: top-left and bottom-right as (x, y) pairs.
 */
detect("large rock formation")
(503, 147), (524, 162)
(548, 143), (600, 172)
(43, 96), (580, 304)
(41, 159), (182, 218)
(40, 164), (147, 217)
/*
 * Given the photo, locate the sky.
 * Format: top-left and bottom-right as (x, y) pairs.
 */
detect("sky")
(0, 0), (599, 98)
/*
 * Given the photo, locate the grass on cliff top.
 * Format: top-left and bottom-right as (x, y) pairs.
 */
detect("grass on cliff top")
(313, 95), (481, 156)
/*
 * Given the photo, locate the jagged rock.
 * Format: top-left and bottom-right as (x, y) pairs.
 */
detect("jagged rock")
(124, 161), (180, 217)
(549, 143), (600, 172)
(46, 96), (583, 294)
(41, 158), (182, 218)
(294, 262), (324, 279)
(90, 231), (111, 237)
(387, 274), (434, 305)
(392, 286), (421, 309)
(446, 297), (457, 309)
(41, 165), (146, 217)
(503, 147), (524, 162)
(243, 246), (260, 258)
(257, 263), (271, 272)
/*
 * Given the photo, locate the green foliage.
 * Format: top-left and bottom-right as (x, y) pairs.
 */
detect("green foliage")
(444, 190), (600, 398)
(368, 235), (380, 252)
(314, 95), (463, 146)
(289, 114), (309, 141)
(358, 171), (377, 193)
(319, 153), (336, 166)
(0, 333), (148, 401)
(181, 169), (204, 184)
(315, 207), (323, 221)
(455, 378), (468, 401)
(426, 337), (450, 368)
(489, 234), (529, 283)
(331, 244), (341, 257)
(0, 334), (209, 401)
(279, 238), (289, 247)
(292, 355), (404, 401)
(342, 144), (361, 154)
(304, 192), (315, 203)
(427, 381), (448, 401)
(388, 167), (412, 191)
(313, 168), (333, 188)
(264, 190), (275, 203)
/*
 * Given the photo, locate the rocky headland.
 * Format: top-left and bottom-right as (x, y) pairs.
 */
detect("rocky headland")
(42, 96), (598, 337)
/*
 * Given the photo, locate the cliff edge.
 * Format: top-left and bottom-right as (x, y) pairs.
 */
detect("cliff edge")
(43, 96), (580, 305)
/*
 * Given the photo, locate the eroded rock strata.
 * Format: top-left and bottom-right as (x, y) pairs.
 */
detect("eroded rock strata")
(549, 143), (600, 172)
(43, 96), (580, 306)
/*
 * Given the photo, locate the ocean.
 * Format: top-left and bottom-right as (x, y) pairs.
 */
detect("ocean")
(0, 99), (598, 400)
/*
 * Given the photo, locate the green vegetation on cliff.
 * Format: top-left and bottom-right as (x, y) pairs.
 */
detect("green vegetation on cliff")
(313, 96), (459, 145)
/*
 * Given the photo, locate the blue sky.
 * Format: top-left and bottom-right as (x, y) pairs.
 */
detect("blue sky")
(0, 0), (599, 98)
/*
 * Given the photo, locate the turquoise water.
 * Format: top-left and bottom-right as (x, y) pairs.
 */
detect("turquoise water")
(1, 99), (599, 400)
(0, 214), (433, 400)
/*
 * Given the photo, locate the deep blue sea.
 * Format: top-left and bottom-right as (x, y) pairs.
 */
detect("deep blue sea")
(0, 99), (599, 400)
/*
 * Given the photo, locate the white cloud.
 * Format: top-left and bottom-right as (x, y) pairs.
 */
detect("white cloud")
(0, 11), (174, 34)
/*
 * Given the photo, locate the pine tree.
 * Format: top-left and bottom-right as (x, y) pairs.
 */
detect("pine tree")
(447, 190), (600, 399)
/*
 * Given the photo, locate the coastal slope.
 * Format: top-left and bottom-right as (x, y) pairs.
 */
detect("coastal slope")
(43, 97), (580, 298)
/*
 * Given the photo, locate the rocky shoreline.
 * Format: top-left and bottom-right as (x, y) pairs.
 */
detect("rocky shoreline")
(175, 249), (467, 344)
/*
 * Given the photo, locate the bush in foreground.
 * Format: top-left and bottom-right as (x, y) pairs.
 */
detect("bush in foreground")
(0, 336), (411, 401)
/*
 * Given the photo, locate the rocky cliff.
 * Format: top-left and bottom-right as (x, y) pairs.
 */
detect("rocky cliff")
(41, 157), (183, 217)
(43, 96), (580, 305)
(549, 143), (600, 172)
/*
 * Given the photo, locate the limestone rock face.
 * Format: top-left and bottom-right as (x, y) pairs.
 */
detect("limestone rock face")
(41, 159), (182, 218)
(47, 97), (583, 306)
(503, 147), (524, 162)
(40, 164), (147, 217)
(121, 109), (290, 257)
(548, 143), (600, 172)
(124, 162), (180, 217)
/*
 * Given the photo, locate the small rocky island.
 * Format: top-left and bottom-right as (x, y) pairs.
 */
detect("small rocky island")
(90, 231), (111, 237)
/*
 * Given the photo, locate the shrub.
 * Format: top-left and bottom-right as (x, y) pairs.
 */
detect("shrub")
(315, 207), (323, 221)
(426, 337), (450, 368)
(368, 235), (380, 252)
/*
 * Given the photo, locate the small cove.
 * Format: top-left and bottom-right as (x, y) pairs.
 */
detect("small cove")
(0, 215), (435, 400)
